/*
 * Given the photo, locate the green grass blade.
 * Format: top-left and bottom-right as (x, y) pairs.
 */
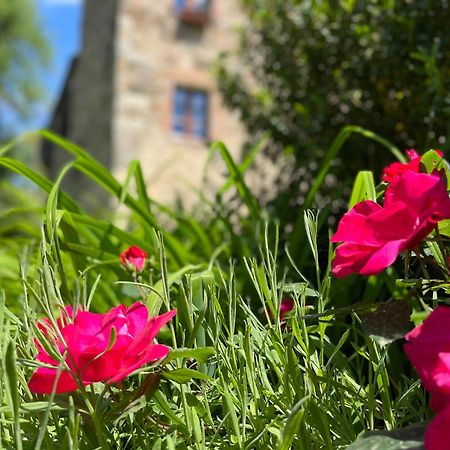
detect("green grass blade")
(209, 141), (260, 219)
(218, 134), (268, 194)
(349, 171), (377, 208)
(278, 396), (310, 450)
(0, 157), (81, 213)
(4, 339), (22, 450)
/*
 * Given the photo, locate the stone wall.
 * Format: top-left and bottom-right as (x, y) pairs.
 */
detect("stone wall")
(44, 0), (248, 211)
(112, 0), (247, 207)
(44, 0), (119, 211)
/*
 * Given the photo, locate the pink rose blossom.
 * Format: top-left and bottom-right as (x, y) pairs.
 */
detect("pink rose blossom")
(29, 302), (176, 394)
(382, 149), (421, 183)
(405, 306), (450, 400)
(425, 404), (450, 450)
(405, 307), (450, 447)
(382, 149), (443, 183)
(279, 298), (294, 320)
(331, 171), (450, 277)
(120, 246), (148, 272)
(429, 392), (450, 414)
(425, 405), (450, 450)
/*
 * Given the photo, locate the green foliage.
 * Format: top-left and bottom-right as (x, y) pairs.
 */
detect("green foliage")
(361, 300), (412, 348)
(349, 171), (376, 208)
(347, 424), (426, 450)
(0, 217), (429, 449)
(217, 0), (450, 215)
(0, 128), (400, 303)
(0, 0), (49, 132)
(0, 131), (434, 448)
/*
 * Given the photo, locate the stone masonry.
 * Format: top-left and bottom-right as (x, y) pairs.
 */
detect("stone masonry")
(44, 0), (247, 210)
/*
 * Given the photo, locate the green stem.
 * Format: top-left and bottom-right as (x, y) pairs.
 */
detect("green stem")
(434, 226), (450, 276)
(78, 386), (109, 450)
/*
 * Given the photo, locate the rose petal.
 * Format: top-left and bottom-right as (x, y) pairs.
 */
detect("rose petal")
(28, 367), (78, 394)
(127, 309), (177, 357)
(108, 344), (171, 384)
(425, 404), (450, 450)
(332, 170), (450, 277)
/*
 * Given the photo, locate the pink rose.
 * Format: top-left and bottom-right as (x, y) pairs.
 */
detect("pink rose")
(382, 149), (444, 183)
(425, 404), (450, 450)
(382, 149), (421, 183)
(279, 298), (294, 320)
(331, 171), (450, 277)
(405, 307), (450, 448)
(120, 246), (148, 272)
(429, 392), (450, 414)
(29, 302), (176, 394)
(405, 306), (450, 399)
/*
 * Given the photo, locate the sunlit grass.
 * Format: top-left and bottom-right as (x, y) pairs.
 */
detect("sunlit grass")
(0, 130), (429, 449)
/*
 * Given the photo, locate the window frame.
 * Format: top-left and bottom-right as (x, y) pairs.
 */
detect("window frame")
(173, 0), (211, 26)
(171, 86), (209, 141)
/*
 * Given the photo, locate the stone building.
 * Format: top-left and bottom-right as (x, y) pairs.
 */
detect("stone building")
(43, 0), (246, 210)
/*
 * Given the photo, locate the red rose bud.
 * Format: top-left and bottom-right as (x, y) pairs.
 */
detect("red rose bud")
(120, 246), (148, 272)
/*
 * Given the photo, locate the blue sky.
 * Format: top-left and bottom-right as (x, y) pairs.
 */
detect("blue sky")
(31, 0), (82, 130)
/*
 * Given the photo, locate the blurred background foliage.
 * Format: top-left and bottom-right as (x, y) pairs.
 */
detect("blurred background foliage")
(217, 0), (450, 224)
(0, 0), (49, 194)
(0, 0), (49, 285)
(0, 0), (49, 139)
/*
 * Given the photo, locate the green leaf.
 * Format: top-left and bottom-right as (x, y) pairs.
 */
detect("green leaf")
(153, 391), (187, 429)
(349, 171), (377, 208)
(133, 161), (152, 212)
(305, 125), (404, 212)
(421, 149), (450, 189)
(309, 402), (333, 449)
(217, 134), (267, 194)
(0, 156), (81, 213)
(279, 282), (318, 297)
(420, 149), (448, 173)
(278, 396), (309, 450)
(20, 402), (64, 413)
(4, 339), (23, 450)
(162, 368), (212, 384)
(164, 347), (215, 364)
(221, 379), (242, 447)
(208, 141), (260, 220)
(45, 161), (75, 241)
(438, 219), (450, 238)
(361, 299), (412, 347)
(347, 423), (426, 449)
(66, 212), (153, 254)
(36, 131), (192, 266)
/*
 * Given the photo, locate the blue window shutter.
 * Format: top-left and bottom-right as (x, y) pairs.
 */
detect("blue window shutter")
(191, 91), (208, 138)
(174, 0), (185, 12)
(172, 87), (187, 134)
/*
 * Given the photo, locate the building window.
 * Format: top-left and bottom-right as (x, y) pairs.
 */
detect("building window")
(174, 0), (211, 26)
(172, 87), (209, 140)
(174, 0), (210, 12)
